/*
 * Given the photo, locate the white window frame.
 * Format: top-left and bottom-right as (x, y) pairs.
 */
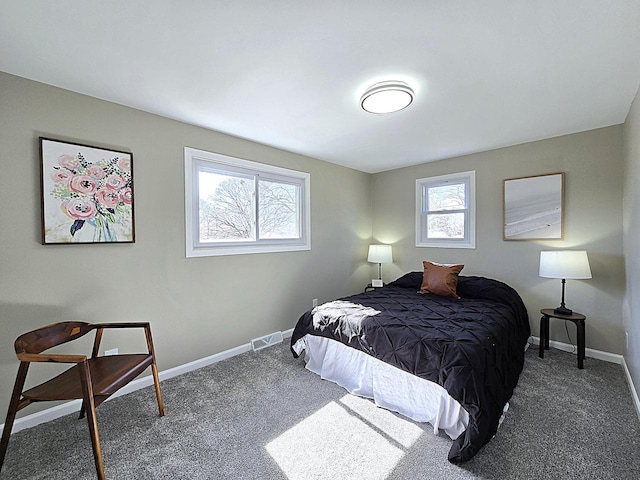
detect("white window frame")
(416, 170), (476, 249)
(185, 147), (311, 257)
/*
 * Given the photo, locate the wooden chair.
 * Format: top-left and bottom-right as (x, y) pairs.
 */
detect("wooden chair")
(0, 321), (164, 480)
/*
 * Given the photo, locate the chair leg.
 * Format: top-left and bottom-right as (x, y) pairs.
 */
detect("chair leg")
(151, 361), (165, 417)
(79, 362), (105, 480)
(0, 362), (30, 472)
(144, 326), (165, 417)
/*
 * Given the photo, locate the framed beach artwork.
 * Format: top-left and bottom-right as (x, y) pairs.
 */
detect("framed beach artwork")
(40, 137), (135, 244)
(503, 172), (564, 241)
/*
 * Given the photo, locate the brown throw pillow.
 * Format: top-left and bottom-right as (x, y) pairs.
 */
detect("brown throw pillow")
(419, 261), (464, 298)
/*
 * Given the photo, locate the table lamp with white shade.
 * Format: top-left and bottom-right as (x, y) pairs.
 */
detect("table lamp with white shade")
(539, 250), (592, 315)
(367, 244), (393, 287)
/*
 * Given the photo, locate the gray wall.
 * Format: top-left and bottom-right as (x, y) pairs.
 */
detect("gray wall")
(371, 126), (625, 355)
(0, 72), (372, 417)
(623, 83), (640, 399)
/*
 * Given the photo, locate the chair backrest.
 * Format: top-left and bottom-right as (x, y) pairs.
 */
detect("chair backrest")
(14, 321), (95, 354)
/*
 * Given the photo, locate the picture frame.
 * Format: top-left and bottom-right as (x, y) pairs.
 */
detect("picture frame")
(503, 172), (564, 241)
(40, 137), (135, 244)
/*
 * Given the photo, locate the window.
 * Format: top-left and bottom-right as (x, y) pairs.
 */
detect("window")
(185, 147), (310, 257)
(416, 171), (475, 249)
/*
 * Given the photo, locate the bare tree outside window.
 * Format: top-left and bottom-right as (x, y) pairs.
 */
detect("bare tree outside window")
(426, 183), (466, 238)
(428, 183), (465, 211)
(427, 212), (465, 238)
(258, 180), (299, 239)
(199, 175), (255, 242)
(198, 173), (300, 242)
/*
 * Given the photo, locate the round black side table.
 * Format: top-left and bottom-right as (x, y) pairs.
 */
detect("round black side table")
(539, 308), (586, 369)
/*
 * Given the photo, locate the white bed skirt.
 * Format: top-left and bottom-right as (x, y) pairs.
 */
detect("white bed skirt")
(292, 334), (469, 440)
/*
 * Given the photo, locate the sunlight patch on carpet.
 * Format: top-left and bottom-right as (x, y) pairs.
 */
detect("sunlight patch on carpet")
(338, 394), (423, 448)
(265, 394), (423, 480)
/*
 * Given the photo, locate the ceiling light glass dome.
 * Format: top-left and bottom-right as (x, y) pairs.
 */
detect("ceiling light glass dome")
(360, 81), (414, 114)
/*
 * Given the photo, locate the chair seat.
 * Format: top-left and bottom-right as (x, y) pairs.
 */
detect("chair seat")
(22, 354), (153, 401)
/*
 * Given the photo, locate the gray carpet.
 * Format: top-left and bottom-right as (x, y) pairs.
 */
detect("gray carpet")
(1, 342), (639, 479)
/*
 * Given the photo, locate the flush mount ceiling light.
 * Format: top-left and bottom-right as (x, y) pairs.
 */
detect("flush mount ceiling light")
(360, 80), (414, 114)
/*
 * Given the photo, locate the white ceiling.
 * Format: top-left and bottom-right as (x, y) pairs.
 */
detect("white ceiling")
(2, 1), (640, 173)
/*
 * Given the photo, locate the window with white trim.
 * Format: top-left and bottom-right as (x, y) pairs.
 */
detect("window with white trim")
(416, 171), (476, 249)
(185, 147), (310, 257)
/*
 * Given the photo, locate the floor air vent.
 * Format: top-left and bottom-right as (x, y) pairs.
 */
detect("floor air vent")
(251, 331), (284, 351)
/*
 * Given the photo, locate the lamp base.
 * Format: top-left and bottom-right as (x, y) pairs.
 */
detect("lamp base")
(553, 306), (573, 316)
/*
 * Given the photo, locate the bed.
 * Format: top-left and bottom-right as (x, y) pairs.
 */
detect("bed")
(290, 270), (531, 463)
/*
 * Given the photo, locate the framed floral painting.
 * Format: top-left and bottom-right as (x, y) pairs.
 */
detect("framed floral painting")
(40, 137), (135, 244)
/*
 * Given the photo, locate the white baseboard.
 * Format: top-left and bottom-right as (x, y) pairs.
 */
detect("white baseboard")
(282, 327), (294, 339)
(621, 356), (640, 422)
(529, 336), (623, 364)
(1, 327), (295, 434)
